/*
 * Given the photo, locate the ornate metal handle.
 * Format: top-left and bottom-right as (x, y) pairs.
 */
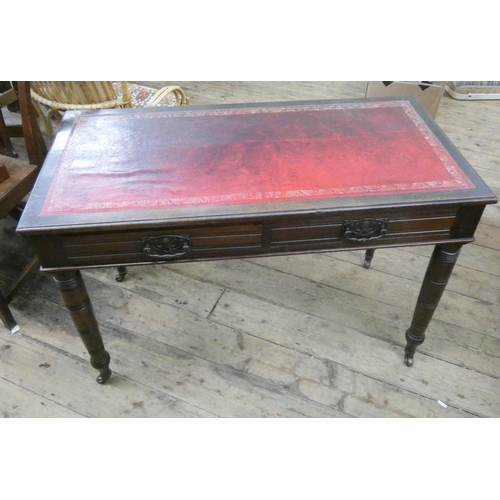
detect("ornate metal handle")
(142, 235), (191, 259)
(341, 218), (388, 242)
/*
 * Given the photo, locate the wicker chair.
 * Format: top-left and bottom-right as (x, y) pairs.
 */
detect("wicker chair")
(30, 81), (189, 141)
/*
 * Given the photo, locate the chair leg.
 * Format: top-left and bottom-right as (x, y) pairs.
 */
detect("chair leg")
(0, 256), (39, 333)
(5, 257), (39, 303)
(0, 292), (18, 333)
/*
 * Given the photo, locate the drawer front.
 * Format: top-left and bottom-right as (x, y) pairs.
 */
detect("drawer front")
(59, 223), (263, 267)
(270, 211), (457, 251)
(35, 205), (463, 269)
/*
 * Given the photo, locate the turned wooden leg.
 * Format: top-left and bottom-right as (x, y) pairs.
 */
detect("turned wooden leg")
(363, 249), (376, 268)
(115, 266), (127, 282)
(404, 243), (462, 366)
(53, 270), (112, 384)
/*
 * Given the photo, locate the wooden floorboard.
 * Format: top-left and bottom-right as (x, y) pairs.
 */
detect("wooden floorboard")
(1, 81), (499, 417)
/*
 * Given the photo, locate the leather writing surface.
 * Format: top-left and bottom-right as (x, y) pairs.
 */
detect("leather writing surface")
(41, 100), (474, 216)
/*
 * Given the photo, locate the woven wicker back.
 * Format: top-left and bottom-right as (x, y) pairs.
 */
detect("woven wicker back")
(31, 82), (131, 110)
(29, 81), (187, 142)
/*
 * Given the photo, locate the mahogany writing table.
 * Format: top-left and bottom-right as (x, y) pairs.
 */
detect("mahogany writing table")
(17, 97), (497, 384)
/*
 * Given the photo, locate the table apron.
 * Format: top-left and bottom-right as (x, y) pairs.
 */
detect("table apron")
(28, 204), (481, 271)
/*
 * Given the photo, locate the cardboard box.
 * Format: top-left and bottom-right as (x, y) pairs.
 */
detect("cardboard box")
(365, 81), (445, 117)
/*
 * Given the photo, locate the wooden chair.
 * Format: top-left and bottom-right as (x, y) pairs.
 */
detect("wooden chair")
(0, 82), (47, 332)
(30, 81), (189, 141)
(1, 82), (22, 158)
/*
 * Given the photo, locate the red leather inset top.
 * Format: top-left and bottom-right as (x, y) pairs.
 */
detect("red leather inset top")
(41, 101), (474, 215)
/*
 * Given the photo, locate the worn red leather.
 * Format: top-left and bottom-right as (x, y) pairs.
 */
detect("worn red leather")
(41, 101), (474, 215)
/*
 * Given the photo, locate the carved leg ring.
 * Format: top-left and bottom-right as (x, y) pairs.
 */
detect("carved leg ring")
(404, 243), (462, 367)
(53, 271), (112, 384)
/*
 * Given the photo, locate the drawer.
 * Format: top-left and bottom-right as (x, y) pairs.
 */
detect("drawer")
(271, 215), (455, 244)
(269, 206), (458, 252)
(59, 223), (263, 267)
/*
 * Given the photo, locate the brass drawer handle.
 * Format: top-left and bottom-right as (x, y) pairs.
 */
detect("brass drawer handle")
(142, 235), (191, 259)
(341, 218), (388, 242)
